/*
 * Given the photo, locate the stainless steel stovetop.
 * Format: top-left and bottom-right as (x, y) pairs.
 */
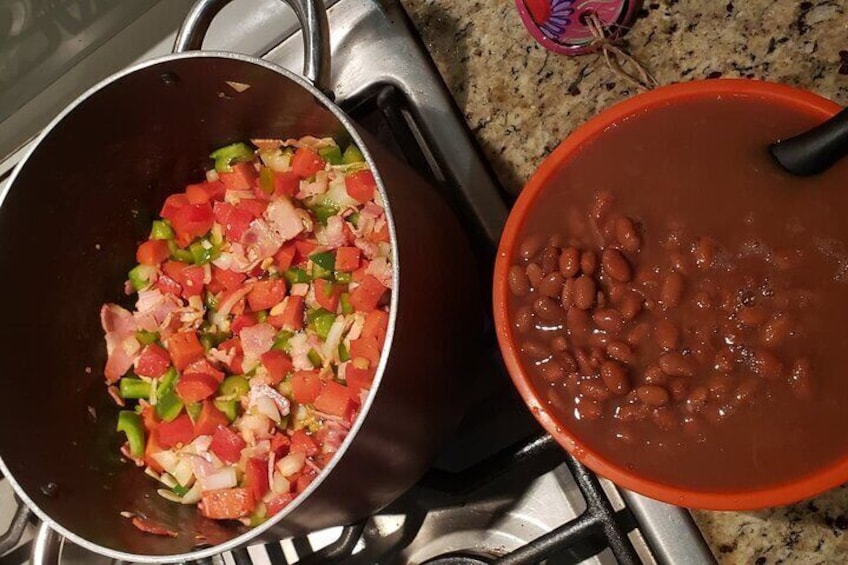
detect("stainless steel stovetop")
(0, 1), (715, 563)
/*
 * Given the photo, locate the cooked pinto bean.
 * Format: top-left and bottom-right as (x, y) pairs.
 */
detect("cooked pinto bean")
(580, 250), (598, 276)
(572, 275), (596, 310)
(600, 361), (630, 395)
(508, 265), (531, 296)
(602, 248), (632, 282)
(559, 247), (581, 277)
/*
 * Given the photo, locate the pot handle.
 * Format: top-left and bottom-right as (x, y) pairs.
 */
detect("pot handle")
(173, 0), (331, 93)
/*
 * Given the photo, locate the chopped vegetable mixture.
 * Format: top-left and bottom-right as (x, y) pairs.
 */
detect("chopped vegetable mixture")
(100, 137), (392, 529)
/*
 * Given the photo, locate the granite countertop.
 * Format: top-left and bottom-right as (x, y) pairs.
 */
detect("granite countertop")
(396, 0), (848, 563)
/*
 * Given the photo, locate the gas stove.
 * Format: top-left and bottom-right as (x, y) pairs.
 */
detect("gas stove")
(0, 1), (715, 563)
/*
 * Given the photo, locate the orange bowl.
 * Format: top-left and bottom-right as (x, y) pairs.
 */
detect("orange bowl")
(493, 79), (844, 510)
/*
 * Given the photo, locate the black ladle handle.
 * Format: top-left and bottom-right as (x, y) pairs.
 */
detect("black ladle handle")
(769, 107), (848, 176)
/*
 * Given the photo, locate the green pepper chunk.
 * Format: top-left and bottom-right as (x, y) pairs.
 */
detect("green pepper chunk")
(284, 267), (311, 285)
(318, 145), (343, 165)
(258, 166), (276, 195)
(117, 411), (146, 457)
(150, 220), (175, 240)
(312, 203), (340, 226)
(128, 264), (153, 292)
(272, 330), (294, 353)
(214, 398), (238, 421)
(200, 333), (215, 352)
(155, 368), (183, 422)
(338, 342), (350, 362)
(186, 402), (202, 423)
(171, 483), (190, 497)
(312, 262), (332, 281)
(256, 310), (269, 323)
(340, 292), (354, 315)
(307, 348), (322, 368)
(210, 142), (254, 173)
(135, 330), (159, 346)
(167, 240), (194, 262)
(157, 367), (178, 396)
(189, 239), (220, 265)
(347, 212), (360, 228)
(220, 375), (250, 398)
(342, 144), (365, 164)
(309, 251), (336, 272)
(119, 378), (151, 400)
(334, 272), (352, 284)
(307, 308), (336, 340)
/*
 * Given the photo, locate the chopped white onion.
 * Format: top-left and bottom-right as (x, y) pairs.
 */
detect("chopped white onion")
(159, 473), (178, 489)
(206, 169), (219, 182)
(151, 451), (179, 475)
(181, 481), (203, 505)
(172, 458), (195, 487)
(276, 452), (306, 477)
(199, 467), (237, 492)
(255, 394), (281, 423)
(157, 488), (183, 503)
(272, 472), (292, 494)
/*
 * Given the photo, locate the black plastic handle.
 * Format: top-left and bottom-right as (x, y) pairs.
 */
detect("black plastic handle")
(769, 107), (848, 176)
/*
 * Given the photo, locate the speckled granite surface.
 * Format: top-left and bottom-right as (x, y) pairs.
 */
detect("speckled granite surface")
(396, 0), (848, 563)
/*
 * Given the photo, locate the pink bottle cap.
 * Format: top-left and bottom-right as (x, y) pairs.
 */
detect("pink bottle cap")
(515, 0), (642, 56)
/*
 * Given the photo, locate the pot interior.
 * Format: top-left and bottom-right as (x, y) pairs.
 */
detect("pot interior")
(0, 54), (350, 557)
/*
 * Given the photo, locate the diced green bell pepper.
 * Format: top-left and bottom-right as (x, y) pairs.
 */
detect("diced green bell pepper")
(284, 267), (311, 285)
(167, 240), (194, 263)
(186, 402), (202, 423)
(155, 368), (183, 422)
(119, 378), (151, 400)
(220, 375), (250, 398)
(342, 144), (365, 164)
(346, 212), (360, 228)
(256, 310), (269, 323)
(171, 483), (190, 497)
(307, 308), (335, 340)
(189, 239), (220, 265)
(214, 398), (238, 422)
(309, 251), (335, 272)
(340, 293), (353, 315)
(307, 349), (322, 368)
(312, 262), (332, 280)
(128, 264), (154, 292)
(135, 330), (159, 346)
(272, 330), (294, 353)
(309, 201), (339, 226)
(150, 220), (175, 240)
(338, 342), (350, 362)
(117, 411), (146, 457)
(259, 166), (275, 195)
(318, 145), (343, 165)
(210, 142), (254, 173)
(334, 272), (352, 284)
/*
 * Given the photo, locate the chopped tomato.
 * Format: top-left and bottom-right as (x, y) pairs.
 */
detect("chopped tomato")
(213, 201), (253, 242)
(166, 331), (204, 370)
(334, 247), (361, 272)
(218, 338), (244, 374)
(211, 267), (246, 292)
(352, 263), (369, 283)
(314, 381), (353, 418)
(260, 350), (293, 385)
(136, 343), (170, 378)
(273, 171), (299, 197)
(274, 243), (297, 272)
(186, 180), (225, 204)
(345, 365), (376, 396)
(345, 170), (376, 203)
(279, 295), (304, 331)
(176, 373), (219, 403)
(313, 278), (342, 312)
(265, 492), (294, 516)
(247, 279), (287, 311)
(244, 457), (270, 500)
(136, 239), (170, 266)
(294, 240), (317, 263)
(238, 198), (268, 218)
(184, 358), (225, 383)
(349, 275), (387, 312)
(349, 337), (381, 367)
(270, 433), (291, 457)
(291, 147), (325, 178)
(162, 261), (205, 298)
(296, 466), (318, 493)
(155, 274), (182, 297)
(362, 309), (389, 348)
(194, 401), (229, 436)
(210, 425), (246, 463)
(370, 221), (390, 243)
(231, 313), (258, 335)
(290, 429), (319, 457)
(160, 193), (189, 221)
(291, 370), (322, 404)
(169, 203), (214, 246)
(200, 487), (255, 520)
(219, 162), (257, 191)
(158, 414), (195, 448)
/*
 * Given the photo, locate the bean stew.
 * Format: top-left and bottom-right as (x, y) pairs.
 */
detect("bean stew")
(505, 93), (848, 493)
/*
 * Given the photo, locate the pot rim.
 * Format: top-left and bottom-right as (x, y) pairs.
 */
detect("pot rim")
(493, 78), (846, 511)
(0, 50), (400, 563)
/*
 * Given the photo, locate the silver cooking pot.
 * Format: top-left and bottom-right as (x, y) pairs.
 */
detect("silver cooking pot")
(0, 0), (478, 561)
